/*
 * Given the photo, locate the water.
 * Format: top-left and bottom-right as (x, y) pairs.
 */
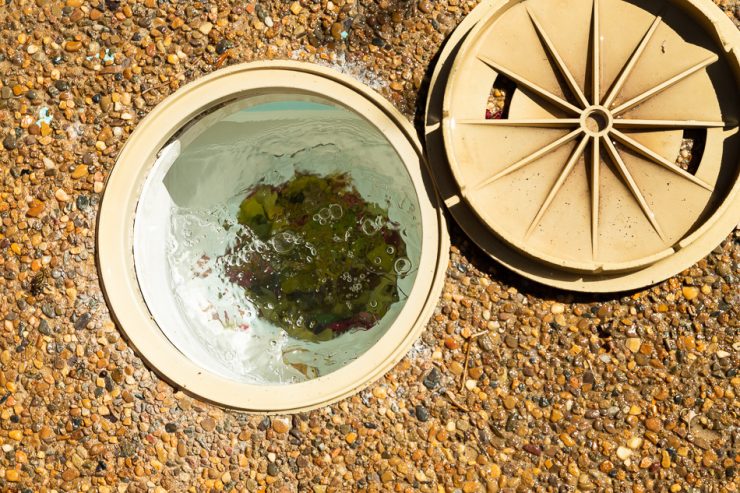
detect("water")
(137, 96), (422, 385)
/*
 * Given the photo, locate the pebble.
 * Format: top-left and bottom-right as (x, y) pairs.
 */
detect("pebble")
(645, 417), (661, 432)
(503, 395), (517, 410)
(71, 165), (89, 179)
(65, 41), (82, 52)
(0, 3), (735, 492)
(55, 189), (70, 202)
(616, 446), (632, 460)
(423, 367), (441, 389)
(682, 286), (700, 300)
(272, 418), (290, 434)
(200, 418), (216, 432)
(550, 302), (565, 314)
(415, 405), (430, 422)
(625, 338), (641, 353)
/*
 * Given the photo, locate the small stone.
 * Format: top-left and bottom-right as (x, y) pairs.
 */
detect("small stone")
(661, 450), (671, 468)
(200, 418), (216, 432)
(27, 202), (45, 218)
(462, 481), (479, 493)
(616, 446), (632, 460)
(167, 54), (179, 65)
(198, 22), (213, 35)
(550, 409), (564, 422)
(415, 405), (430, 422)
(55, 189), (70, 202)
(76, 195), (89, 210)
(560, 433), (575, 447)
(418, 0), (433, 13)
(267, 463), (279, 476)
(504, 335), (519, 349)
(550, 303), (565, 314)
(682, 286), (699, 300)
(625, 338), (641, 353)
(62, 467), (80, 481)
(74, 312), (91, 330)
(702, 449), (718, 467)
(372, 386), (387, 399)
(5, 470), (19, 482)
(38, 319), (52, 336)
(523, 444), (542, 456)
(72, 165), (89, 179)
(627, 437), (643, 449)
(503, 395), (517, 410)
(272, 418), (290, 433)
(645, 417), (661, 432)
(215, 39), (232, 55)
(65, 41), (83, 52)
(8, 430), (23, 440)
(423, 367), (440, 389)
(345, 432), (357, 444)
(3, 134), (16, 150)
(290, 2), (302, 14)
(330, 22), (344, 41)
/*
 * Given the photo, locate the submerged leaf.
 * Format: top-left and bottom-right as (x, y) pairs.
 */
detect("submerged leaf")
(220, 171), (407, 343)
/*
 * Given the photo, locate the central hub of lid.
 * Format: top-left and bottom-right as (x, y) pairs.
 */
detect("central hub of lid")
(581, 105), (612, 136)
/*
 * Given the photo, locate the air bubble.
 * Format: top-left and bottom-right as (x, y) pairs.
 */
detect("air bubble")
(329, 204), (343, 219)
(361, 217), (381, 236)
(374, 257), (382, 265)
(271, 231), (295, 253)
(386, 246), (395, 255)
(394, 257), (412, 275)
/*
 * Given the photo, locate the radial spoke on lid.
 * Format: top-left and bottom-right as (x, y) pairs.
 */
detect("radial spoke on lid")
(457, 118), (581, 127)
(525, 135), (590, 238)
(603, 137), (666, 241)
(613, 119), (727, 129)
(590, 136), (600, 259)
(610, 129), (714, 191)
(602, 15), (662, 107)
(472, 128), (583, 191)
(612, 54), (719, 115)
(527, 7), (590, 108)
(477, 55), (582, 114)
(591, 0), (601, 105)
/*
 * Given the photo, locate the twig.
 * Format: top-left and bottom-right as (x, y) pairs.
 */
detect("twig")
(460, 339), (472, 392)
(460, 330), (489, 391)
(442, 389), (470, 412)
(141, 79), (173, 96)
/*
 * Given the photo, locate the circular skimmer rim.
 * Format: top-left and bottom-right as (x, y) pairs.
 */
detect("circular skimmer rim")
(97, 61), (449, 413)
(425, 0), (740, 292)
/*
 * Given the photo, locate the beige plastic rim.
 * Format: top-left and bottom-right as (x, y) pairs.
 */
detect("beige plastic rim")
(427, 0), (739, 292)
(97, 61), (449, 413)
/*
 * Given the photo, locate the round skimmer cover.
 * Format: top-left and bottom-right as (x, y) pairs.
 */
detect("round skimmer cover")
(442, 0), (739, 284)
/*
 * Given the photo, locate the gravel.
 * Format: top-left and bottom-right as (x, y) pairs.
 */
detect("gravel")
(0, 0), (737, 491)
